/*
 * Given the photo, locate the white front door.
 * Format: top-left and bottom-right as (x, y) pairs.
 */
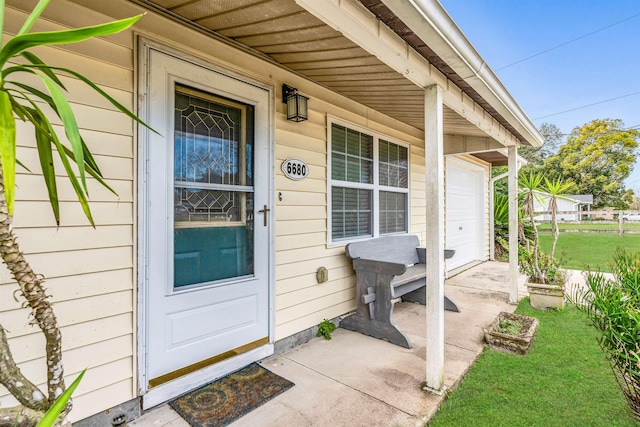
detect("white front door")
(141, 47), (272, 399)
(445, 158), (485, 270)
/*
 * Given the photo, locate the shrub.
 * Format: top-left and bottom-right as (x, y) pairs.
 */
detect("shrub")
(572, 248), (640, 420)
(493, 193), (533, 260)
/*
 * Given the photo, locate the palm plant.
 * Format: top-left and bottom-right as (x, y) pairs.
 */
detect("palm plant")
(518, 172), (567, 289)
(543, 176), (574, 259)
(493, 193), (533, 260)
(0, 1), (148, 425)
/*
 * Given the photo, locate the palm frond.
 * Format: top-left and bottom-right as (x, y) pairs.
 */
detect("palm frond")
(16, 0), (50, 36)
(0, 91), (17, 214)
(0, 15), (142, 66)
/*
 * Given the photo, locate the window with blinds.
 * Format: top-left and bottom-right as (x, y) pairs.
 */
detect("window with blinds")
(329, 122), (409, 242)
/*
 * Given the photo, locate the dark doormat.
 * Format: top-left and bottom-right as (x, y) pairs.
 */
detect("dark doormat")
(169, 363), (295, 427)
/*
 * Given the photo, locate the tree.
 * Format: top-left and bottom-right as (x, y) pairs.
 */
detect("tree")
(0, 1), (148, 425)
(518, 172), (544, 278)
(542, 119), (639, 208)
(520, 122), (564, 169)
(543, 176), (574, 259)
(495, 123), (563, 197)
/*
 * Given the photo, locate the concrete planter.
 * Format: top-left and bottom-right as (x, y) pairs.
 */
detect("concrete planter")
(483, 312), (539, 355)
(527, 282), (565, 310)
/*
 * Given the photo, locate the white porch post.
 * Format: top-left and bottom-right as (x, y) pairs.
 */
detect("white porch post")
(508, 145), (519, 303)
(425, 84), (445, 393)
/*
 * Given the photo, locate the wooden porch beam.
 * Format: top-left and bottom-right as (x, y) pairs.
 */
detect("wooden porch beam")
(443, 135), (505, 155)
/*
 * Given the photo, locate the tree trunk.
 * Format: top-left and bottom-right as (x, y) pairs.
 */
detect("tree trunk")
(550, 199), (559, 259)
(0, 406), (44, 427)
(0, 326), (48, 411)
(0, 166), (68, 419)
(526, 195), (542, 278)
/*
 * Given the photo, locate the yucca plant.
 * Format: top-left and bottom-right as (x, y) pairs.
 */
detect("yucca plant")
(518, 172), (545, 278)
(0, 1), (149, 425)
(517, 172), (569, 294)
(493, 193), (534, 260)
(572, 249), (640, 420)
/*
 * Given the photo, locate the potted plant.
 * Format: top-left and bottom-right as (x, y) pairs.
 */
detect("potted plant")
(519, 248), (566, 309)
(483, 311), (539, 355)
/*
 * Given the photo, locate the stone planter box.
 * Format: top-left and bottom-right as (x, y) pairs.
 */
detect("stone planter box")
(527, 282), (565, 310)
(483, 312), (539, 355)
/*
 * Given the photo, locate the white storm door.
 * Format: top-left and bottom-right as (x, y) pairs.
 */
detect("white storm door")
(144, 49), (271, 389)
(446, 159), (485, 270)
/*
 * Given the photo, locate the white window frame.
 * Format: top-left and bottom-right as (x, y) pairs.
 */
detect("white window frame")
(327, 116), (410, 246)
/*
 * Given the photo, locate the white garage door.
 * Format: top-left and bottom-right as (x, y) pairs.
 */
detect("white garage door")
(445, 159), (485, 271)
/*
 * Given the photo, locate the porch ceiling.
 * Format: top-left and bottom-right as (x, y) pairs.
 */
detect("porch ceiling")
(136, 0), (520, 145)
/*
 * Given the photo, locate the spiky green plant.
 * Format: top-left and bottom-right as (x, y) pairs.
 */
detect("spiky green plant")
(543, 176), (574, 259)
(518, 172), (545, 278)
(571, 249), (640, 420)
(493, 193), (533, 260)
(0, 1), (150, 425)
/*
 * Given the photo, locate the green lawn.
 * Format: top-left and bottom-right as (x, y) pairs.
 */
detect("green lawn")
(537, 222), (640, 231)
(427, 301), (637, 427)
(538, 232), (640, 272)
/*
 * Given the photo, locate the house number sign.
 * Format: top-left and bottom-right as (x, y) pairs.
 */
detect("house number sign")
(281, 158), (309, 180)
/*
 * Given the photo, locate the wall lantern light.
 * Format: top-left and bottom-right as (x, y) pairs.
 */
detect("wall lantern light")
(283, 84), (309, 122)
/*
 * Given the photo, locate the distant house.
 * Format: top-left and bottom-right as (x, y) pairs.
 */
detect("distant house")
(534, 194), (593, 221)
(591, 206), (615, 220)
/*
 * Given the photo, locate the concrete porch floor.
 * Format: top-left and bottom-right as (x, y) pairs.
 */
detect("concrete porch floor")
(131, 261), (530, 427)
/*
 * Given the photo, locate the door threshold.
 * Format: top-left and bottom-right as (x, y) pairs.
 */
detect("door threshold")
(142, 344), (274, 409)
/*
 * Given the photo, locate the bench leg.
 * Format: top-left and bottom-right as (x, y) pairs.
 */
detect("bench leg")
(342, 270), (412, 348)
(444, 295), (460, 313)
(400, 287), (425, 304)
(401, 286), (461, 312)
(341, 314), (412, 349)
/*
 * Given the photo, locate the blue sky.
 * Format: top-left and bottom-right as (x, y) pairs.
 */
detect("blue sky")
(439, 0), (640, 192)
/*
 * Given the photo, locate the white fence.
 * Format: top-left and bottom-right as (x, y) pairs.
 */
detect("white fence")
(534, 210), (640, 236)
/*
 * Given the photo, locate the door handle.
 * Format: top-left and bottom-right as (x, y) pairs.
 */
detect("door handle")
(258, 205), (270, 227)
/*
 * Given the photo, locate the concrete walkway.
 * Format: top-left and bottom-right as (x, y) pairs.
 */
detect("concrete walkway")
(131, 261), (530, 427)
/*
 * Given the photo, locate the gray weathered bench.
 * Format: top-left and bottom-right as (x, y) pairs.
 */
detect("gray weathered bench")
(341, 235), (459, 348)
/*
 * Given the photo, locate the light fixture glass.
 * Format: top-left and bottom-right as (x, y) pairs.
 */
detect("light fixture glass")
(283, 84), (309, 122)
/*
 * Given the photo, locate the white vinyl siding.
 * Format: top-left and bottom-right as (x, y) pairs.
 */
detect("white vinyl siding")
(328, 120), (410, 244)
